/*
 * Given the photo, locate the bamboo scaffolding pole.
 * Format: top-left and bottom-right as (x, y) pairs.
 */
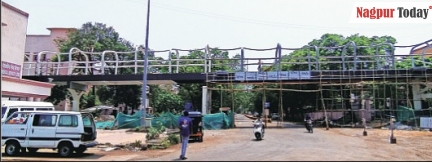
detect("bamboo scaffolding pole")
(319, 70), (330, 130)
(278, 80), (283, 127)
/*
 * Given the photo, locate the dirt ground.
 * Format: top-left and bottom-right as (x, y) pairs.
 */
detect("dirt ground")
(144, 115), (432, 161)
(2, 114), (432, 161)
(326, 128), (432, 161)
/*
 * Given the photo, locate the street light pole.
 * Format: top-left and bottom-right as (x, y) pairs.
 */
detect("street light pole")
(141, 0), (151, 127)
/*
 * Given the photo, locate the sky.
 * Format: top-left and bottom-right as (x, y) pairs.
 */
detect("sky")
(3, 0), (432, 65)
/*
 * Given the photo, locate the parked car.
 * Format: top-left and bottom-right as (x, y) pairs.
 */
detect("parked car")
(271, 113), (279, 120)
(1, 111), (97, 157)
(1, 101), (55, 122)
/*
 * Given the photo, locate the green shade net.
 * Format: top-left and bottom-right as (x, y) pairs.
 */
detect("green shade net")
(397, 105), (415, 122)
(95, 110), (152, 129)
(151, 112), (181, 129)
(95, 110), (235, 130)
(95, 121), (114, 129)
(202, 111), (234, 130)
(115, 110), (152, 129)
(202, 113), (226, 130)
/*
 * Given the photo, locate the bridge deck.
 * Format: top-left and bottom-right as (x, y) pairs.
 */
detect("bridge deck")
(22, 68), (432, 85)
(209, 68), (432, 83)
(23, 73), (206, 85)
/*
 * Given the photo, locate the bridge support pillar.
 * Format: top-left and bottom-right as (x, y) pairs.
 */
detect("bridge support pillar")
(67, 82), (88, 112)
(202, 86), (208, 114)
(67, 89), (85, 112)
(412, 83), (422, 110)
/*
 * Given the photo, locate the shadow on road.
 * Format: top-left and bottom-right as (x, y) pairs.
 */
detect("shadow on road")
(235, 126), (288, 129)
(171, 157), (191, 161)
(282, 122), (307, 129)
(234, 126), (255, 129)
(188, 140), (203, 144)
(250, 139), (264, 142)
(2, 152), (104, 160)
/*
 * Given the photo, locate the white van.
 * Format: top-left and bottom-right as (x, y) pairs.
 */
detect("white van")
(1, 101), (55, 122)
(1, 111), (97, 157)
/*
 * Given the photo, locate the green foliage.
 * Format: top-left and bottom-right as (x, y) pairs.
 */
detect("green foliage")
(56, 22), (132, 53)
(79, 89), (98, 109)
(48, 30), (408, 124)
(152, 111), (162, 117)
(149, 146), (158, 150)
(96, 85), (112, 104)
(134, 126), (140, 132)
(55, 22), (136, 75)
(134, 126), (145, 132)
(396, 56), (432, 69)
(44, 85), (70, 105)
(160, 138), (171, 148)
(131, 140), (142, 148)
(281, 34), (396, 71)
(167, 134), (180, 145)
(146, 127), (160, 140)
(256, 34), (400, 118)
(145, 122), (166, 140)
(210, 84), (256, 113)
(153, 92), (184, 113)
(177, 83), (205, 111)
(49, 22), (143, 110)
(50, 54), (67, 62)
(158, 121), (166, 132)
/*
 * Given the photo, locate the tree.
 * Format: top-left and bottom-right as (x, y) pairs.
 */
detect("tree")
(80, 89), (101, 109)
(178, 83), (205, 111)
(277, 34), (396, 71)
(173, 48), (242, 113)
(144, 47), (246, 114)
(55, 22), (136, 74)
(47, 22), (143, 110)
(153, 93), (184, 113)
(253, 34), (400, 121)
(210, 84), (257, 114)
(44, 85), (69, 105)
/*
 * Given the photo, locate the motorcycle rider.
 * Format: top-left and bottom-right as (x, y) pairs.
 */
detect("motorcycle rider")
(254, 114), (265, 135)
(304, 114), (312, 129)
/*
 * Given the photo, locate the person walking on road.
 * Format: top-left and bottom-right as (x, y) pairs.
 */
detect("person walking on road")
(178, 110), (193, 160)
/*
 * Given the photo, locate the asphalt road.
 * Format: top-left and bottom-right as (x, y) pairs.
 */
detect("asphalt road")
(2, 116), (431, 161)
(144, 119), (432, 161)
(145, 120), (337, 161)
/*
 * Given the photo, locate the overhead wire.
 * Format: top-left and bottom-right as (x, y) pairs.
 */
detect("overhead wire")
(126, 0), (432, 31)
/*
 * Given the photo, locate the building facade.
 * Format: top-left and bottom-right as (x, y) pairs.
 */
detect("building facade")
(24, 27), (76, 76)
(24, 27), (78, 111)
(413, 45), (432, 57)
(1, 2), (55, 102)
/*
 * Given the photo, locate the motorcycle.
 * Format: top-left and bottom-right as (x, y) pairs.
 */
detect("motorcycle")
(253, 119), (265, 140)
(305, 119), (313, 133)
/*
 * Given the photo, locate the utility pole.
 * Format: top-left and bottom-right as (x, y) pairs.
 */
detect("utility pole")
(90, 45), (96, 107)
(141, 0), (151, 127)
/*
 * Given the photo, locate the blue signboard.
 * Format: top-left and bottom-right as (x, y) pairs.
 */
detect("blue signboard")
(234, 71), (311, 81)
(265, 102), (270, 108)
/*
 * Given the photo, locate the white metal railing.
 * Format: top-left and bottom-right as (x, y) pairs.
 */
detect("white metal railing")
(21, 39), (432, 76)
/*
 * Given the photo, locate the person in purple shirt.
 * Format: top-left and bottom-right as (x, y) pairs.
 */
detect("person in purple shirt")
(178, 110), (193, 160)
